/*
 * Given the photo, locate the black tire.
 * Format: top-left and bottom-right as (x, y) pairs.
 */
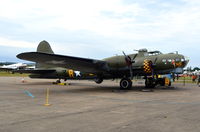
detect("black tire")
(145, 78), (156, 88)
(120, 78), (132, 90)
(94, 78), (103, 84)
(56, 80), (61, 84)
(159, 78), (165, 86)
(168, 81), (171, 86)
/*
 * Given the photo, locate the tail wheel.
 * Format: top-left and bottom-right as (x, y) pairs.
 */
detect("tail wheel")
(143, 59), (153, 74)
(94, 78), (103, 84)
(120, 78), (132, 90)
(56, 79), (61, 84)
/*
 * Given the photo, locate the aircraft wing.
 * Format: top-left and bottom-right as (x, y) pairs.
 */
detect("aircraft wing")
(17, 52), (108, 73)
(13, 69), (56, 74)
(0, 68), (13, 71)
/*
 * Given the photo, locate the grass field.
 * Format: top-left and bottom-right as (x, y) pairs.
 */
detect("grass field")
(0, 71), (29, 77)
(173, 76), (198, 84)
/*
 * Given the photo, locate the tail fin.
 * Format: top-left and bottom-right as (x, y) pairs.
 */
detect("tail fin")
(37, 40), (54, 54)
(36, 40), (54, 69)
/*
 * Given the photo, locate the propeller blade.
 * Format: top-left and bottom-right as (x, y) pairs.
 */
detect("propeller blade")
(122, 51), (126, 56)
(122, 51), (134, 79)
(122, 51), (132, 66)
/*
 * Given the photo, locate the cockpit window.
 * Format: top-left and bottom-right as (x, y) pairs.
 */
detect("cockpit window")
(181, 58), (185, 62)
(162, 59), (167, 62)
(168, 59), (172, 62)
(148, 51), (162, 56)
(176, 58), (180, 62)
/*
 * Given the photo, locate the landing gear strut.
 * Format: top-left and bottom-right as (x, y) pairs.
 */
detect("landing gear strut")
(120, 78), (132, 90)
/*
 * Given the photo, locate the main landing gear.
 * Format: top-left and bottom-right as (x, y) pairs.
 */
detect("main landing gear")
(56, 79), (61, 84)
(145, 77), (156, 88)
(52, 79), (61, 84)
(120, 78), (132, 90)
(145, 77), (172, 88)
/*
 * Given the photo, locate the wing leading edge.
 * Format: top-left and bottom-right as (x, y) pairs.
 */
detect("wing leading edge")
(13, 69), (56, 74)
(17, 52), (108, 73)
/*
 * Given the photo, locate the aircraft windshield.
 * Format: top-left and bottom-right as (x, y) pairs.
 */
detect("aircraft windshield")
(148, 51), (162, 56)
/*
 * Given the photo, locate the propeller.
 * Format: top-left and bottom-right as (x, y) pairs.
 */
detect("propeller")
(122, 51), (136, 79)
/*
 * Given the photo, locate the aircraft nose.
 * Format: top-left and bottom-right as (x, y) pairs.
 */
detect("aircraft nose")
(183, 55), (189, 67)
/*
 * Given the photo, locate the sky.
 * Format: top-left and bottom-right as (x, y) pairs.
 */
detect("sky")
(0, 0), (199, 67)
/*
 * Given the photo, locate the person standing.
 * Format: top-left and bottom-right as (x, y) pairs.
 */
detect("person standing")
(192, 74), (197, 82)
(197, 75), (200, 87)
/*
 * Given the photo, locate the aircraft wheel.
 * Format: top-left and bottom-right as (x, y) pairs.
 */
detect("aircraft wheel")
(56, 80), (61, 84)
(120, 78), (132, 90)
(168, 81), (171, 86)
(158, 78), (165, 86)
(145, 78), (156, 88)
(94, 78), (103, 84)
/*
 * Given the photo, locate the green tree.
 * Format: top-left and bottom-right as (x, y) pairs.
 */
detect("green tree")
(193, 67), (200, 71)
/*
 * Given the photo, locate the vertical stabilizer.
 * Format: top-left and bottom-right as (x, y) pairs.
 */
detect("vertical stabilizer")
(36, 40), (54, 68)
(37, 40), (54, 54)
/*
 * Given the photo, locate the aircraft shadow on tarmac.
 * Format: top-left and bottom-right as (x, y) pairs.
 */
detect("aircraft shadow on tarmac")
(16, 81), (186, 94)
(48, 86), (186, 96)
(17, 81), (55, 86)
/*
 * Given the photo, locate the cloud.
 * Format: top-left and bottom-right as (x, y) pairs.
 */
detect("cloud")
(0, 37), (35, 48)
(0, 0), (200, 67)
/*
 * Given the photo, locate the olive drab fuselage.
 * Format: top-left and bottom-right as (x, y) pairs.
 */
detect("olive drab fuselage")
(103, 51), (188, 76)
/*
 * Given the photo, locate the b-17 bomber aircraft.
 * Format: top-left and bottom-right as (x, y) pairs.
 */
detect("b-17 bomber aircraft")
(17, 40), (189, 89)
